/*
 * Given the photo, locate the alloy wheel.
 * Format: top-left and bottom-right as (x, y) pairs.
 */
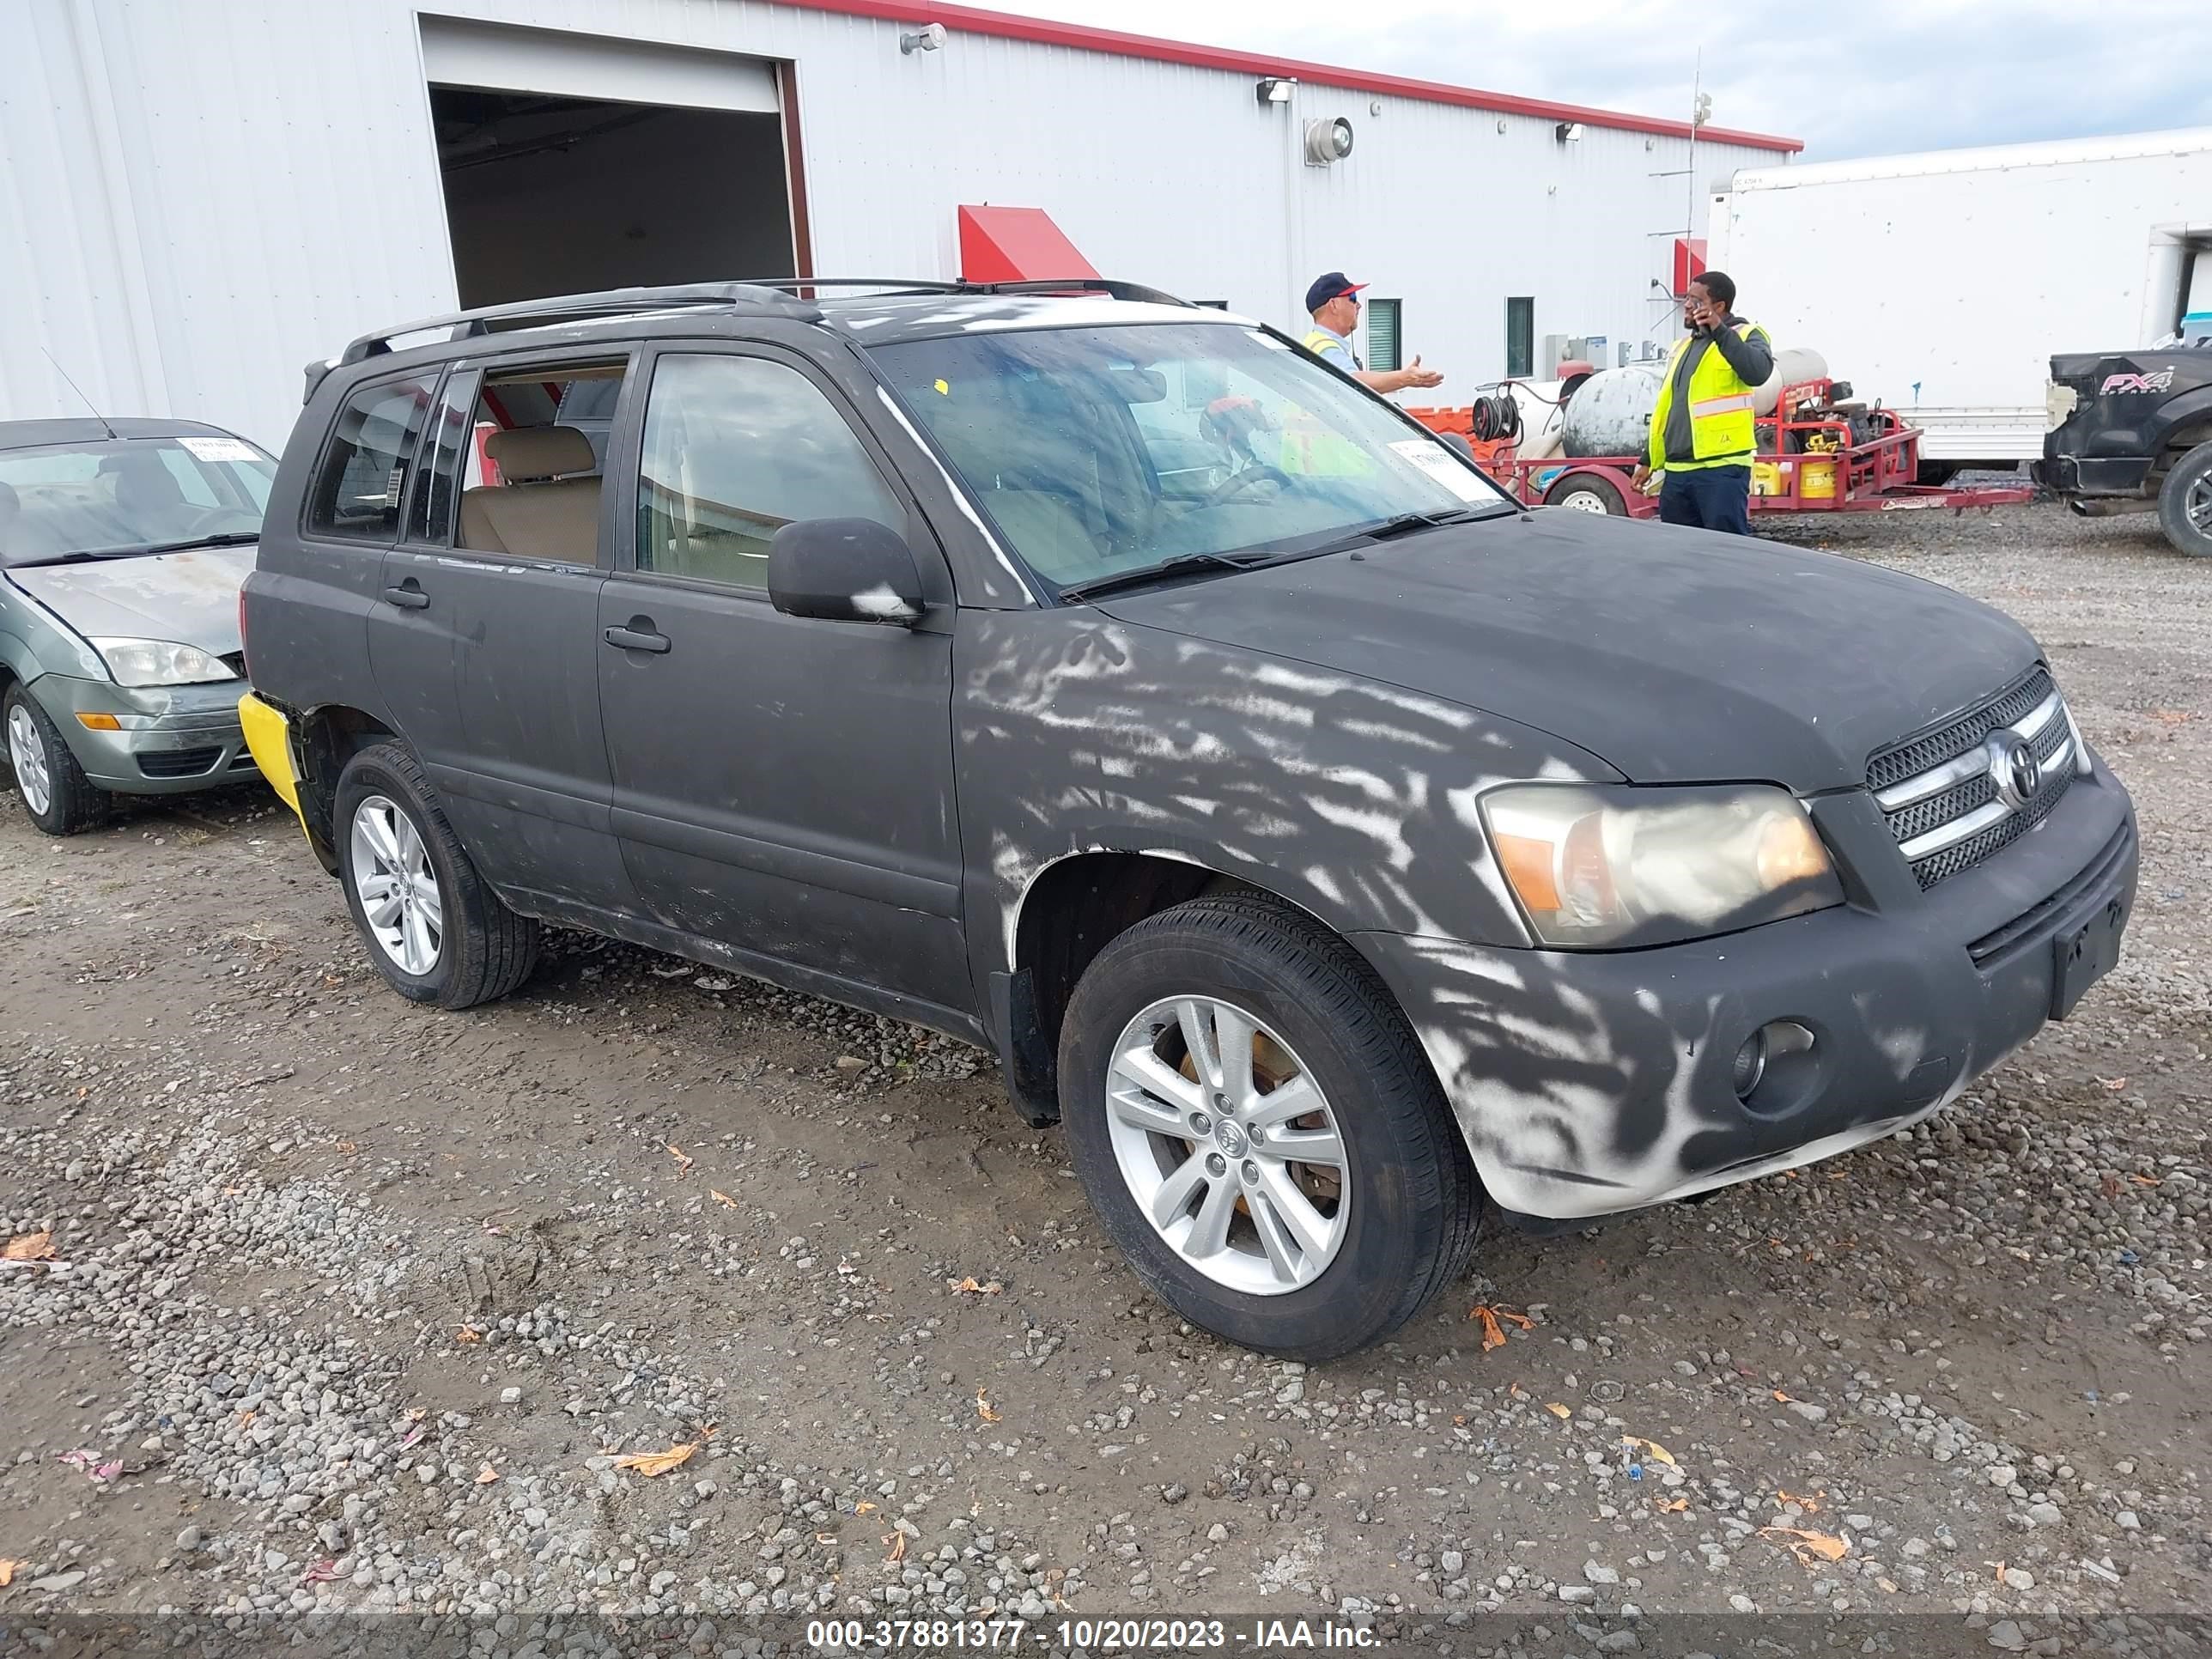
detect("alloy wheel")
(1104, 996), (1350, 1295)
(6, 703), (53, 819)
(349, 794), (443, 976)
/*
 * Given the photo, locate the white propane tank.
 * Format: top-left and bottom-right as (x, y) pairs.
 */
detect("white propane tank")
(1560, 363), (1664, 458)
(1753, 346), (1829, 416)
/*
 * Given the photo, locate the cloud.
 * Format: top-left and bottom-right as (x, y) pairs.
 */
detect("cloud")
(990, 0), (2210, 161)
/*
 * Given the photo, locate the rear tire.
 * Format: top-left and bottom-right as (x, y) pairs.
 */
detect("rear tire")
(334, 742), (539, 1009)
(1544, 473), (1626, 516)
(1059, 895), (1480, 1359)
(2155, 439), (2212, 557)
(3, 684), (111, 837)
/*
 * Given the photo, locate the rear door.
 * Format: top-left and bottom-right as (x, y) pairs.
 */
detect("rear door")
(593, 340), (969, 1017)
(365, 354), (635, 915)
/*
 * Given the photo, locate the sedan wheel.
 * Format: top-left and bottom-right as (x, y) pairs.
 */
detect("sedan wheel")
(349, 793), (445, 976)
(1106, 996), (1349, 1295)
(2, 684), (109, 836)
(6, 702), (52, 820)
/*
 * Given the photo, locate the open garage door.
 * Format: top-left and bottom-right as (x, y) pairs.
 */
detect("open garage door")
(422, 18), (801, 308)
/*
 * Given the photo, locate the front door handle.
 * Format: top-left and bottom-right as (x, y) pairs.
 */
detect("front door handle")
(382, 580), (430, 610)
(603, 623), (672, 654)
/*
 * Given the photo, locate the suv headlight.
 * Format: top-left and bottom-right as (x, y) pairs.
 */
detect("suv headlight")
(89, 637), (240, 688)
(1480, 783), (1844, 949)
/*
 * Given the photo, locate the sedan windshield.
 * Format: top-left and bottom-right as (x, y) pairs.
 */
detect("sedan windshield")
(0, 434), (276, 568)
(872, 323), (1510, 595)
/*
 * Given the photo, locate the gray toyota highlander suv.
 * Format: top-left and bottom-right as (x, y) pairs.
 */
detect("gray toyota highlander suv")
(240, 280), (2136, 1358)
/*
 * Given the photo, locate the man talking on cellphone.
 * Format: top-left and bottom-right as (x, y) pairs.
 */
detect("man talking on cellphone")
(1631, 270), (1772, 534)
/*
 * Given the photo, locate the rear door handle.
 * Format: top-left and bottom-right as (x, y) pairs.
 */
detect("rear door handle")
(382, 581), (430, 610)
(603, 623), (672, 654)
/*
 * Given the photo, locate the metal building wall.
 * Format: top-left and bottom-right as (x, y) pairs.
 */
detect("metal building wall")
(0, 0), (1780, 452)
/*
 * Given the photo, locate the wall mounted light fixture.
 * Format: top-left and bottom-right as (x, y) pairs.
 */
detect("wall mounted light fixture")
(900, 22), (945, 53)
(1256, 76), (1297, 104)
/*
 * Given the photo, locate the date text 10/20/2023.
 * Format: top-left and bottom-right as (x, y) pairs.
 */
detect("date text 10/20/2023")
(805, 1619), (1382, 1651)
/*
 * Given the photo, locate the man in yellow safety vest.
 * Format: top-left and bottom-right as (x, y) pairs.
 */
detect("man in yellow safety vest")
(1631, 270), (1772, 535)
(1301, 273), (1444, 396)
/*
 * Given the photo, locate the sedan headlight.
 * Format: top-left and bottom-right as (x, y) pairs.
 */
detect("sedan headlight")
(1480, 783), (1844, 949)
(89, 637), (240, 688)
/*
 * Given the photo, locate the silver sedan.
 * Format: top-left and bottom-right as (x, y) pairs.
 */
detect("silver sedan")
(1, 417), (276, 835)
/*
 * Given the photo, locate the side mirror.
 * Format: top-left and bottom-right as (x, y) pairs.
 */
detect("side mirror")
(768, 518), (926, 625)
(1438, 432), (1474, 460)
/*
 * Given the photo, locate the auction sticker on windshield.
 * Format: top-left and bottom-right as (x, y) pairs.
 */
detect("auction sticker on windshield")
(178, 436), (262, 463)
(1389, 439), (1488, 501)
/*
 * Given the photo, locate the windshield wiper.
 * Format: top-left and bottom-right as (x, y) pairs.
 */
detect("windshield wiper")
(137, 532), (261, 556)
(1054, 550), (1275, 603)
(1340, 505), (1507, 544)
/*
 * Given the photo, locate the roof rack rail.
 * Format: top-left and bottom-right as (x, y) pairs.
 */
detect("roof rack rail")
(732, 276), (1196, 307)
(329, 276), (1198, 380)
(335, 282), (822, 367)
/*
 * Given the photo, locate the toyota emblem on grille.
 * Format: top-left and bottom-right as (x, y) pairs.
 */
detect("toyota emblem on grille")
(1990, 734), (2043, 810)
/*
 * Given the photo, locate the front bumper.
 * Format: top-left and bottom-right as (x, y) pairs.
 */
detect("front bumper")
(40, 673), (262, 794)
(1358, 764), (2137, 1222)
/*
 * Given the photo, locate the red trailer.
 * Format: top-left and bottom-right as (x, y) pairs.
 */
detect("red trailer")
(1410, 380), (2034, 519)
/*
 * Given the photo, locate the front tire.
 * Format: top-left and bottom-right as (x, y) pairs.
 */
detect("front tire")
(2155, 439), (2212, 557)
(334, 742), (539, 1009)
(3, 685), (110, 836)
(1059, 896), (1480, 1358)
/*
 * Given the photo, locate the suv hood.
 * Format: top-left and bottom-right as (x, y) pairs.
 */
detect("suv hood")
(1097, 513), (2038, 792)
(5, 544), (253, 656)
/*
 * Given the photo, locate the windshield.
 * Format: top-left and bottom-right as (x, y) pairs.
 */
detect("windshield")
(872, 323), (1510, 594)
(0, 434), (276, 567)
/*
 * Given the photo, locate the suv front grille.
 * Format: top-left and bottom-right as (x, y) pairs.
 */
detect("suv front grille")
(1868, 666), (2079, 889)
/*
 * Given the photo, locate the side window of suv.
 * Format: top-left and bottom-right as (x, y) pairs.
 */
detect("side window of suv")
(306, 374), (439, 542)
(635, 353), (902, 591)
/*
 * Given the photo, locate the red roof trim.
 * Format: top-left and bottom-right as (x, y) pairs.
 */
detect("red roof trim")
(775, 0), (1803, 154)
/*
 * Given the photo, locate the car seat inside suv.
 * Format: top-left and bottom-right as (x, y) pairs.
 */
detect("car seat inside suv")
(459, 425), (600, 560)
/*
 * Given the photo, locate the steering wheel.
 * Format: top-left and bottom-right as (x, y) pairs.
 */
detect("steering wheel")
(1205, 464), (1293, 505)
(176, 505), (255, 538)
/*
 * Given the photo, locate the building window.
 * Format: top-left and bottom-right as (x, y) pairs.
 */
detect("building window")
(1504, 297), (1535, 379)
(1365, 299), (1403, 373)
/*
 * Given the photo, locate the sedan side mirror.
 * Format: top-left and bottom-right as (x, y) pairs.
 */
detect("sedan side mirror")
(1439, 432), (1475, 460)
(768, 518), (926, 625)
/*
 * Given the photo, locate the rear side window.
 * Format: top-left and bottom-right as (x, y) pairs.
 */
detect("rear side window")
(306, 374), (438, 541)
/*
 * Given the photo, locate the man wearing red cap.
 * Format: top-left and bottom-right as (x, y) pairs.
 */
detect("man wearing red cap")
(1303, 272), (1443, 395)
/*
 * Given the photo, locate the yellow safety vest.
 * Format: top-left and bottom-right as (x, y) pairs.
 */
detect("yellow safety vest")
(1304, 328), (1359, 369)
(1648, 321), (1768, 472)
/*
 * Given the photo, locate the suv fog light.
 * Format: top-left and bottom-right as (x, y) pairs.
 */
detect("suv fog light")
(1731, 1032), (1769, 1099)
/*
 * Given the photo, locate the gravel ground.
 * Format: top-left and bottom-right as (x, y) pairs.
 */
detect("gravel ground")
(1, 501), (2206, 1652)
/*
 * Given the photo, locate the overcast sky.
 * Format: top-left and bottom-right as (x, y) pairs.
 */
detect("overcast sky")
(987, 0), (2210, 161)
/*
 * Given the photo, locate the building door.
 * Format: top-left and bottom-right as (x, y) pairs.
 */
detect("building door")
(1505, 297), (1535, 379)
(420, 18), (807, 307)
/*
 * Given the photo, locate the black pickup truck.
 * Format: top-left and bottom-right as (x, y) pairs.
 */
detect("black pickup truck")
(2039, 342), (2212, 556)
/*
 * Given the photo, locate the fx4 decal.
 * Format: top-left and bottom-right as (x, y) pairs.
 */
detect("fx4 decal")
(2100, 369), (2177, 394)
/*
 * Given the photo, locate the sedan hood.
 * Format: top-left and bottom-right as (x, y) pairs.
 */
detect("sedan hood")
(1097, 513), (2039, 791)
(6, 544), (253, 656)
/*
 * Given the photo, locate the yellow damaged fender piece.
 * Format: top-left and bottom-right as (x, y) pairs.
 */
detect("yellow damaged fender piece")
(237, 691), (305, 824)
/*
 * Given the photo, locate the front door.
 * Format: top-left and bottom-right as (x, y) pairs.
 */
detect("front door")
(366, 356), (635, 913)
(594, 343), (969, 1019)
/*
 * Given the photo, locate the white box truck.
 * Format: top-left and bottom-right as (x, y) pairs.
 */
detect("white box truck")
(1706, 128), (2212, 475)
